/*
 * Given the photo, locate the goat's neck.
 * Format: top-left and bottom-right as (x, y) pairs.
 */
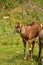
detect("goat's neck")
(20, 26), (25, 34)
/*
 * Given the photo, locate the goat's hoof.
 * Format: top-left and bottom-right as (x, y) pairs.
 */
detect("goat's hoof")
(30, 58), (33, 61)
(31, 59), (33, 61)
(24, 57), (26, 60)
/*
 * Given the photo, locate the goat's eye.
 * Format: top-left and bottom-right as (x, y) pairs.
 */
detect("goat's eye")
(15, 26), (18, 28)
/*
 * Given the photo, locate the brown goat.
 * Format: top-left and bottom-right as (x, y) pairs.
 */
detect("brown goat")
(14, 22), (41, 60)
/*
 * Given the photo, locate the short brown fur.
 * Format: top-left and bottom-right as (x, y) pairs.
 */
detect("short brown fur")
(14, 22), (41, 60)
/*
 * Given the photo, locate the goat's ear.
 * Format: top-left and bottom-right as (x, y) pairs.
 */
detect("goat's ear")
(41, 24), (42, 28)
(20, 23), (22, 27)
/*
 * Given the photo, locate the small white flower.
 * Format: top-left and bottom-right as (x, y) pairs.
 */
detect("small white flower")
(3, 16), (9, 19)
(13, 45), (15, 48)
(42, 58), (43, 62)
(16, 51), (19, 53)
(29, 48), (31, 50)
(41, 58), (43, 65)
(32, 63), (34, 65)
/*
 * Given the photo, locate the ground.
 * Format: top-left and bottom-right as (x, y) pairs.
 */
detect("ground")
(0, 40), (43, 65)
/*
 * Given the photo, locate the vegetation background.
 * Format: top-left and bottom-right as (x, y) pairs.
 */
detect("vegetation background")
(0, 0), (43, 65)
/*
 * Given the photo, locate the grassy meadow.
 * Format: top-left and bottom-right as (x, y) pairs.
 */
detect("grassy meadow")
(0, 0), (43, 65)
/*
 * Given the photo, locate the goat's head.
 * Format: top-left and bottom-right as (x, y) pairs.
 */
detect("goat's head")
(14, 22), (22, 33)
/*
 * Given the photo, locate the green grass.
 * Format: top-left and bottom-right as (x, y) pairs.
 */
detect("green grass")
(0, 42), (43, 65)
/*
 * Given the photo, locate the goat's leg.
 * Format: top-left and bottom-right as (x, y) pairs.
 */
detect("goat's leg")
(23, 40), (26, 60)
(29, 44), (32, 60)
(38, 45), (42, 60)
(28, 40), (33, 60)
(32, 41), (35, 53)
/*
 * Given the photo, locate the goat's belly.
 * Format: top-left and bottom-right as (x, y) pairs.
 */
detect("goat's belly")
(40, 40), (43, 44)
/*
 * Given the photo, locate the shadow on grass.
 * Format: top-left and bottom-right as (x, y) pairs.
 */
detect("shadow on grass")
(33, 55), (42, 65)
(6, 54), (24, 63)
(0, 54), (42, 65)
(0, 54), (23, 64)
(27, 54), (42, 65)
(6, 54), (42, 65)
